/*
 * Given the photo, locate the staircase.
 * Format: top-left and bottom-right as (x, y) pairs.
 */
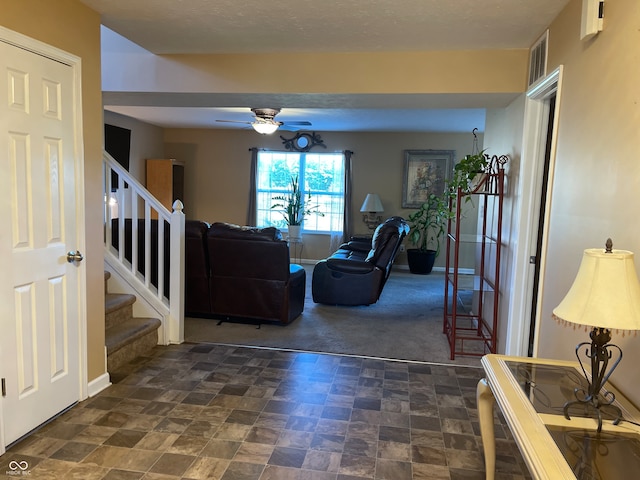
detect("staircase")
(103, 150), (185, 351)
(104, 271), (162, 371)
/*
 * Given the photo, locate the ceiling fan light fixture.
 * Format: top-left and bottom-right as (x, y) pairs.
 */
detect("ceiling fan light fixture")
(252, 121), (279, 135)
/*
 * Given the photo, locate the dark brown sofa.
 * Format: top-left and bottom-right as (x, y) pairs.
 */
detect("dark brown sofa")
(184, 220), (211, 315)
(111, 219), (305, 324)
(203, 222), (306, 324)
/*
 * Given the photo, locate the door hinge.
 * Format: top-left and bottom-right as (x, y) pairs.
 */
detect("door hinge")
(1, 378), (5, 397)
(529, 256), (537, 264)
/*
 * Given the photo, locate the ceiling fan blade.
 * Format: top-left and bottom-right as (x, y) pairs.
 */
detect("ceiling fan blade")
(216, 119), (252, 124)
(279, 125), (302, 132)
(282, 121), (312, 126)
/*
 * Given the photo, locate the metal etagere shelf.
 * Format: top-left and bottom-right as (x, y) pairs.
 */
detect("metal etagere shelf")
(443, 154), (508, 359)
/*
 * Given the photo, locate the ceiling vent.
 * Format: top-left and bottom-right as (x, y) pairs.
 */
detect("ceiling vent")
(528, 30), (549, 87)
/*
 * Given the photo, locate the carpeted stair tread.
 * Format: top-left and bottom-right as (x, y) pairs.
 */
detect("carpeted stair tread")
(106, 317), (161, 355)
(105, 293), (136, 315)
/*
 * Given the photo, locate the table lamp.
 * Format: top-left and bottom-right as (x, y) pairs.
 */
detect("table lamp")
(552, 239), (640, 432)
(360, 193), (384, 230)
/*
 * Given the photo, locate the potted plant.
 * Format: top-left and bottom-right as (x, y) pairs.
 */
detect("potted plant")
(406, 193), (451, 274)
(447, 149), (489, 196)
(271, 175), (322, 240)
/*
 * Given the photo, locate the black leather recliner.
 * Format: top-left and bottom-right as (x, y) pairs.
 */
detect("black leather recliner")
(311, 216), (409, 306)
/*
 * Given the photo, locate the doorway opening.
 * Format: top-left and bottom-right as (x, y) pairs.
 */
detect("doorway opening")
(506, 66), (563, 357)
(528, 93), (556, 356)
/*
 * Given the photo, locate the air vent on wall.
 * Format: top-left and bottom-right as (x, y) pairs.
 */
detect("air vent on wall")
(528, 30), (548, 87)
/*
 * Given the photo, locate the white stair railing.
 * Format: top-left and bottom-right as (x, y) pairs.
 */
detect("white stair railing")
(103, 152), (185, 344)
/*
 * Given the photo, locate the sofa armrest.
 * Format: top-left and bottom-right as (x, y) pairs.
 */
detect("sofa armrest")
(326, 257), (376, 274)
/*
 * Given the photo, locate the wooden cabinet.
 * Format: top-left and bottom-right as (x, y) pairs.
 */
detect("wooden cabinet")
(146, 159), (184, 211)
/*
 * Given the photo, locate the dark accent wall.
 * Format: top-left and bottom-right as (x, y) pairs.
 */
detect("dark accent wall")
(105, 123), (131, 189)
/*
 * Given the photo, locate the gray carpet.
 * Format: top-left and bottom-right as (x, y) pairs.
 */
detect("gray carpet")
(185, 266), (482, 367)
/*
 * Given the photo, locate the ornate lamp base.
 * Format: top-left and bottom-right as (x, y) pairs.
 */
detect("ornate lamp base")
(362, 213), (382, 230)
(563, 327), (623, 433)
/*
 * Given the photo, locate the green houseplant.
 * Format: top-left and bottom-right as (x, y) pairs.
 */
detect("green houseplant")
(270, 175), (322, 239)
(448, 149), (489, 196)
(406, 193), (451, 274)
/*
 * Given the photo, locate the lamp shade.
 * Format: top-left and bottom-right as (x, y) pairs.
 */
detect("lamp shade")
(252, 121), (278, 135)
(360, 193), (384, 213)
(552, 247), (640, 331)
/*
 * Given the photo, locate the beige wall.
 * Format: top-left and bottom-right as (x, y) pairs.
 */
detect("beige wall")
(104, 48), (529, 96)
(3, 1), (105, 381)
(160, 128), (482, 267)
(167, 50), (528, 94)
(484, 98), (526, 354)
(533, 0), (640, 403)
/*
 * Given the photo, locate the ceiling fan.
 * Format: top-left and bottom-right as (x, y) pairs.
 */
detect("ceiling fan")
(216, 108), (312, 134)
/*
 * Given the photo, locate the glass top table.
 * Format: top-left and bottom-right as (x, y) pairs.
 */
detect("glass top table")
(478, 355), (640, 480)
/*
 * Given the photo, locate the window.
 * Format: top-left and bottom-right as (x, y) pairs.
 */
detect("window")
(256, 151), (345, 233)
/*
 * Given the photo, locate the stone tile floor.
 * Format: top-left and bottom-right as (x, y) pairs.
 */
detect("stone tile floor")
(1, 343), (531, 479)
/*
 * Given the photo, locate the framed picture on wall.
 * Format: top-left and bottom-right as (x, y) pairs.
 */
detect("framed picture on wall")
(402, 149), (455, 208)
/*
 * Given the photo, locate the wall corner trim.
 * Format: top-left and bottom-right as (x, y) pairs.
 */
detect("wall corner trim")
(87, 373), (111, 397)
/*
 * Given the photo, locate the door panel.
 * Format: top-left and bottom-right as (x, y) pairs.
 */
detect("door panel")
(0, 40), (81, 446)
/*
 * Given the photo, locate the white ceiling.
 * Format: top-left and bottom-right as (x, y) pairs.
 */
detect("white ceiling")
(82, 0), (566, 55)
(83, 0), (569, 132)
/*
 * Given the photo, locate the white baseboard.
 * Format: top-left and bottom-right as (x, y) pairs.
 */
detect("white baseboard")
(87, 372), (111, 397)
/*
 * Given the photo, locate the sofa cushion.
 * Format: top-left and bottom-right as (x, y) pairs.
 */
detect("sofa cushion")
(326, 257), (375, 274)
(290, 263), (305, 278)
(185, 220), (212, 316)
(328, 247), (368, 262)
(186, 219), (210, 237)
(209, 222), (282, 242)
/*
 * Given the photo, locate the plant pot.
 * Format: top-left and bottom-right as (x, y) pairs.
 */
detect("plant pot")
(287, 225), (302, 241)
(469, 172), (488, 193)
(407, 248), (437, 275)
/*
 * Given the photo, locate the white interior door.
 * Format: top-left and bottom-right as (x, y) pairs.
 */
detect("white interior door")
(0, 38), (84, 448)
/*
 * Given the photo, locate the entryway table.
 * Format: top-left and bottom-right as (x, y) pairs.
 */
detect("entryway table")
(478, 354), (640, 479)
